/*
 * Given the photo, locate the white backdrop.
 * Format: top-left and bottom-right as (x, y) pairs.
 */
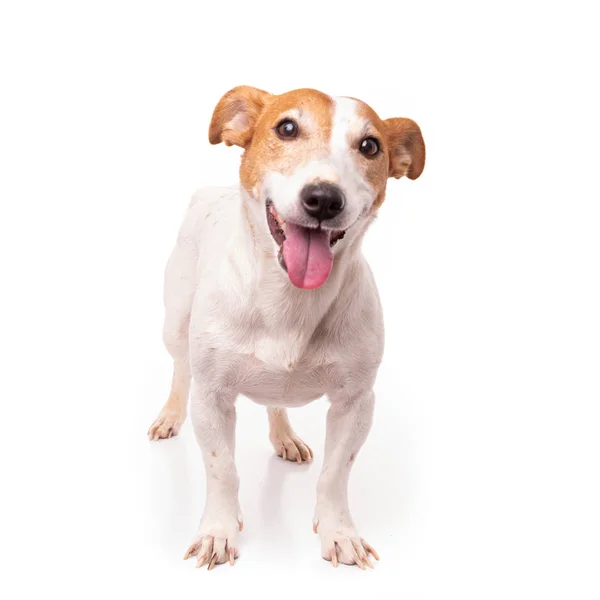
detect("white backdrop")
(1, 1), (599, 599)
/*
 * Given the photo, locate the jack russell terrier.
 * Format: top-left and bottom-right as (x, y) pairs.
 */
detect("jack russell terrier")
(148, 86), (425, 570)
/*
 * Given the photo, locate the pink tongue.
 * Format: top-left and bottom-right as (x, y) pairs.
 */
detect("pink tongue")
(282, 223), (333, 289)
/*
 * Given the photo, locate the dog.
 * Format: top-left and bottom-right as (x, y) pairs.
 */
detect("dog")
(148, 86), (425, 570)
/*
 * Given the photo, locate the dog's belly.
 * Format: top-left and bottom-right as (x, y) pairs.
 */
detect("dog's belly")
(237, 357), (335, 406)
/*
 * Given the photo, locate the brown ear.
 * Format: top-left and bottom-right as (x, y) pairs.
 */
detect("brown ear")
(208, 86), (272, 148)
(384, 118), (426, 180)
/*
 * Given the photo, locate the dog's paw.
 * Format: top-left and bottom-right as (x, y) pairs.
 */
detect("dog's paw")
(314, 521), (379, 570)
(184, 518), (242, 570)
(147, 409), (184, 440)
(270, 431), (313, 464)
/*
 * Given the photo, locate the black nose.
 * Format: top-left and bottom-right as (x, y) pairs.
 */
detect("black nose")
(301, 183), (346, 222)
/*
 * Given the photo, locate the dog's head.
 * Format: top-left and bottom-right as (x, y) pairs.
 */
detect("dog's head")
(209, 86), (425, 290)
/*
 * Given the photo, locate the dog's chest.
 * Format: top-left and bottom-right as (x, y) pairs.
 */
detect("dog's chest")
(237, 349), (343, 405)
(193, 301), (347, 403)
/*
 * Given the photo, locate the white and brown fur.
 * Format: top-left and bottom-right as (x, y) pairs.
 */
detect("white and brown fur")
(148, 87), (425, 569)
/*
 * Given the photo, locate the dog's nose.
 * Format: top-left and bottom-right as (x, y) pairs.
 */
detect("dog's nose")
(301, 183), (346, 222)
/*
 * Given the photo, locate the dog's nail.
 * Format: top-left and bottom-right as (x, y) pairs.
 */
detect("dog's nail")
(196, 553), (208, 568)
(361, 540), (379, 561)
(207, 553), (218, 570)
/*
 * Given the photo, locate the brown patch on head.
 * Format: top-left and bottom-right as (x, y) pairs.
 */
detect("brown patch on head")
(352, 100), (426, 211)
(353, 101), (390, 211)
(208, 86), (333, 197)
(211, 450), (216, 457)
(240, 89), (333, 195)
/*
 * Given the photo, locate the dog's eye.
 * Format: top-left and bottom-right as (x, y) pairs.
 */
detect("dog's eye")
(275, 119), (299, 139)
(359, 137), (380, 157)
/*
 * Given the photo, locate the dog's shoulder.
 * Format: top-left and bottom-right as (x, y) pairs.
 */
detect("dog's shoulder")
(188, 185), (239, 209)
(177, 185), (240, 242)
(184, 185), (239, 223)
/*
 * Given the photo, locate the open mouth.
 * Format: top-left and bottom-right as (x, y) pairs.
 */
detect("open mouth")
(266, 200), (345, 290)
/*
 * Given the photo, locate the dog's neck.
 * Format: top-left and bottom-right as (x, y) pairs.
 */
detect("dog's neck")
(234, 185), (370, 368)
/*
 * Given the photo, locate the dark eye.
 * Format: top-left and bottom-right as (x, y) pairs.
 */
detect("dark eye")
(275, 119), (299, 139)
(359, 137), (380, 157)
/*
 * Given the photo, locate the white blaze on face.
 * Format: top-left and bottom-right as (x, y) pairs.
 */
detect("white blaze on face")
(330, 96), (359, 156)
(329, 97), (375, 222)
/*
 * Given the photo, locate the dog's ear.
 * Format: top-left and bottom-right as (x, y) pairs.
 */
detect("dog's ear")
(208, 86), (272, 148)
(384, 118), (426, 180)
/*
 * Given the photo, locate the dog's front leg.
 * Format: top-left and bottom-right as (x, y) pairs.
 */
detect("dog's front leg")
(184, 381), (241, 569)
(314, 388), (380, 569)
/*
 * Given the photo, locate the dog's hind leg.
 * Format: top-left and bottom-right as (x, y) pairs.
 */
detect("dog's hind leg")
(267, 407), (313, 463)
(148, 356), (190, 440)
(148, 216), (198, 441)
